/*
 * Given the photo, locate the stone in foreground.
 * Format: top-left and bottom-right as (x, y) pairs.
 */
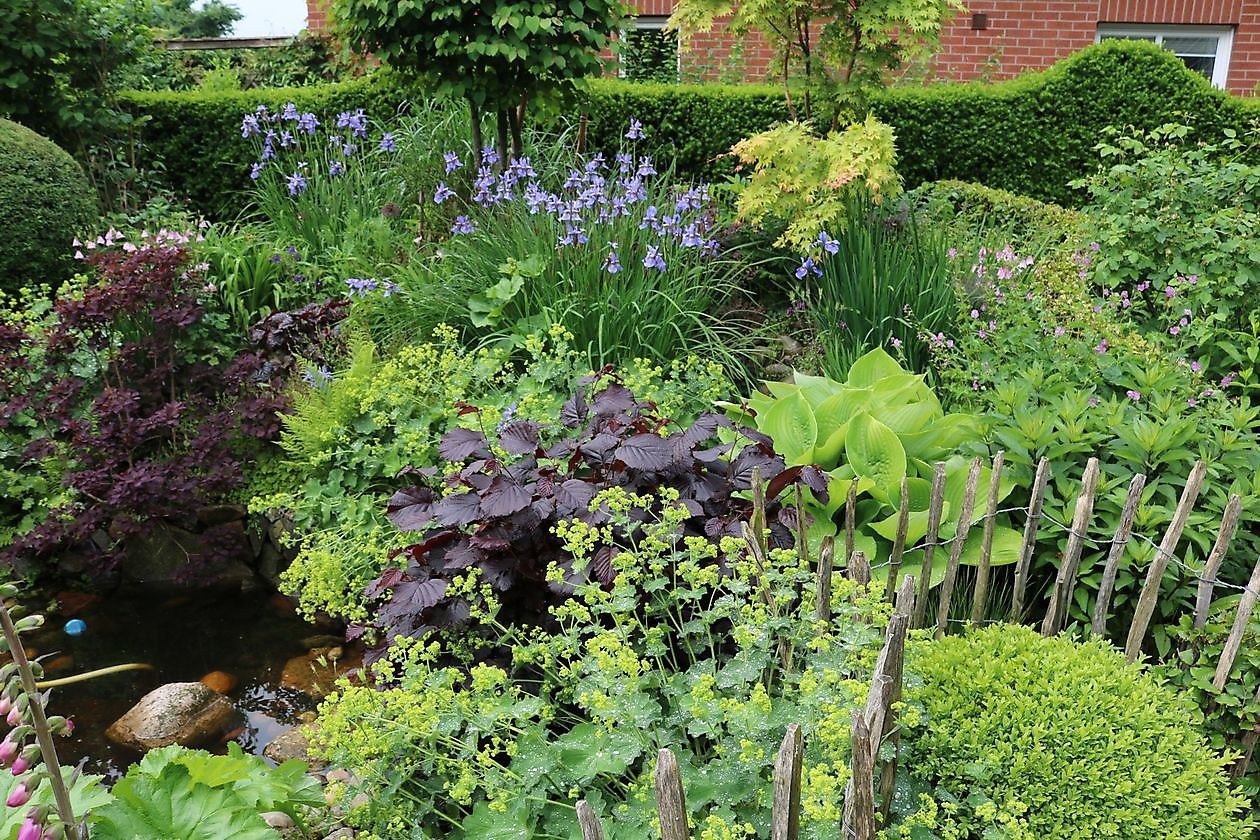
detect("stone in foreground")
(105, 681), (239, 751)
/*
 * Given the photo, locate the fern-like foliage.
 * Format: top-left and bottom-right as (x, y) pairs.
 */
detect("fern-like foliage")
(731, 117), (901, 250)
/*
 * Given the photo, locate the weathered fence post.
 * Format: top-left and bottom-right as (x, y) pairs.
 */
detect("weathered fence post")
(1012, 457), (1051, 622)
(844, 592), (910, 839)
(844, 480), (858, 568)
(935, 457), (982, 639)
(816, 537), (835, 623)
(576, 800), (607, 840)
(1124, 461), (1207, 662)
(971, 451), (1005, 626)
(655, 748), (690, 840)
(886, 477), (911, 602)
(1090, 472), (1146, 637)
(771, 725), (803, 840)
(1194, 494), (1242, 629)
(1211, 554), (1260, 691)
(1042, 457), (1100, 636)
(913, 462), (948, 629)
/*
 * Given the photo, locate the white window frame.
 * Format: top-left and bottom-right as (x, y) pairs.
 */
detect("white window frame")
(618, 15), (681, 81)
(1096, 24), (1234, 88)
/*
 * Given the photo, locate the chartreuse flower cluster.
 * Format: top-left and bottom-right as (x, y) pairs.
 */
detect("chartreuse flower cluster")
(312, 487), (895, 839)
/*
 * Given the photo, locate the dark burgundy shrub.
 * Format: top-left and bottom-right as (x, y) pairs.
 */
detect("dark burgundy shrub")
(0, 244), (304, 575)
(358, 370), (827, 663)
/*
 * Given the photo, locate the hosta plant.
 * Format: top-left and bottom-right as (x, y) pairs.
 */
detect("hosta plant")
(360, 370), (826, 663)
(730, 347), (1012, 585)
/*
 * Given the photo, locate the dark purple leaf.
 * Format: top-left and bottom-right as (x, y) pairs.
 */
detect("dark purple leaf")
(364, 566), (407, 600)
(591, 383), (635, 416)
(433, 491), (481, 526)
(479, 556), (517, 591)
(592, 546), (618, 584)
(735, 425), (775, 448)
(729, 446), (784, 489)
(560, 389), (588, 427)
(443, 542), (484, 570)
(500, 420), (541, 455)
(554, 479), (596, 513)
(679, 498), (703, 517)
(765, 466), (803, 502)
(389, 577), (449, 613)
(401, 530), (457, 565)
(470, 528), (512, 551)
(800, 465), (828, 501)
(615, 433), (676, 470)
(387, 486), (436, 531)
(693, 443), (734, 463)
(480, 476), (531, 517)
(580, 432), (620, 460)
(679, 413), (734, 449)
(439, 427), (489, 462)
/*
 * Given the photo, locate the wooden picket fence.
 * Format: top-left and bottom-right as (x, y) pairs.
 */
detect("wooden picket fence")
(574, 455), (1260, 838)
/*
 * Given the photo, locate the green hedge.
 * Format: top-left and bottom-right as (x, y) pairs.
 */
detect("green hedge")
(121, 40), (1260, 217)
(873, 39), (1260, 205)
(0, 119), (98, 294)
(574, 78), (790, 180)
(118, 72), (422, 218)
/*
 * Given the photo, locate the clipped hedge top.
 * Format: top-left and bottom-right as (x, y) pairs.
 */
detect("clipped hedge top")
(119, 39), (1260, 217)
(905, 624), (1255, 838)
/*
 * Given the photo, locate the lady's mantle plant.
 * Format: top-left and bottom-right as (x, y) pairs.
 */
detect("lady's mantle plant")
(316, 488), (893, 839)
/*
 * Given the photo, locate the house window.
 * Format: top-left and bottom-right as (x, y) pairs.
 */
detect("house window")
(1096, 25), (1233, 88)
(620, 16), (679, 83)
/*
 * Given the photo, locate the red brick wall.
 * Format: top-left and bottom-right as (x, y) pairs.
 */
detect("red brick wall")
(307, 0), (329, 33)
(306, 0), (1259, 94)
(929, 0), (1257, 93)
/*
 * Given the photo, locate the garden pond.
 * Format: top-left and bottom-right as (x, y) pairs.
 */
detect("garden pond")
(22, 586), (334, 780)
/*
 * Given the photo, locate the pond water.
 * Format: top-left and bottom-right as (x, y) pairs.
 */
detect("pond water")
(24, 587), (330, 781)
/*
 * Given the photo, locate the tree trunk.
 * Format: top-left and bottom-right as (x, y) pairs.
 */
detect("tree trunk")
(468, 98), (484, 166)
(510, 95), (526, 159)
(495, 109), (510, 171)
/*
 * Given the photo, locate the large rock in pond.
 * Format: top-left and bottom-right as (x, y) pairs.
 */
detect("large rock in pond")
(106, 682), (239, 751)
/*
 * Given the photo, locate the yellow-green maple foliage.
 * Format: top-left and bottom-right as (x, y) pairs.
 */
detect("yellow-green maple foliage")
(730, 116), (900, 250)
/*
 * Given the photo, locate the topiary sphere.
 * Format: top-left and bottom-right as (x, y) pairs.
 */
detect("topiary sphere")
(899, 624), (1255, 839)
(0, 119), (98, 295)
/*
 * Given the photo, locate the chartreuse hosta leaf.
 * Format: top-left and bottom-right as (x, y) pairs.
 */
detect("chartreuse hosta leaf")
(761, 388), (817, 465)
(845, 345), (905, 387)
(845, 412), (906, 501)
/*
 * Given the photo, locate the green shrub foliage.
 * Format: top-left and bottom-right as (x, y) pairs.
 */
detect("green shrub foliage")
(874, 40), (1260, 206)
(117, 73), (422, 218)
(119, 41), (1260, 217)
(900, 625), (1255, 838)
(0, 119), (98, 293)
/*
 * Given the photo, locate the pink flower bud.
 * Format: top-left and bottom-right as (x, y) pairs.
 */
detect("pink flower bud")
(0, 738), (18, 765)
(7, 783), (29, 807)
(0, 697), (11, 717)
(11, 756), (30, 775)
(6, 707), (21, 727)
(16, 817), (39, 840)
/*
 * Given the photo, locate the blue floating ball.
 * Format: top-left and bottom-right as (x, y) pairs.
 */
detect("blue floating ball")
(63, 619), (86, 637)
